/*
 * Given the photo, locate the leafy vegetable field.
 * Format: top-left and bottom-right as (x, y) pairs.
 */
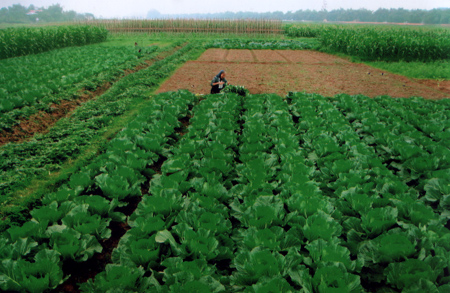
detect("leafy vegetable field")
(1, 90), (449, 292)
(0, 44), (156, 131)
(0, 41), (205, 229)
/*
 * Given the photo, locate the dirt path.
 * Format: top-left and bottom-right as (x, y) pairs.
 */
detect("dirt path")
(157, 49), (449, 99)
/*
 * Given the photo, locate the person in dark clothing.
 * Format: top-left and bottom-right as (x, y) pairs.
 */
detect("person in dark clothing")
(210, 70), (227, 94)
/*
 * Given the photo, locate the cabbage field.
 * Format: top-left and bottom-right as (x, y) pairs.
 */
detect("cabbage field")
(1, 23), (450, 292)
(1, 89), (450, 292)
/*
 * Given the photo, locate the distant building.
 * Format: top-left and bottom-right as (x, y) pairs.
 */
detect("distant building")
(26, 10), (42, 15)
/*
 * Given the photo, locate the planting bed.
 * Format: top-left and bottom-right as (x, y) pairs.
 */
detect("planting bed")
(2, 90), (449, 292)
(157, 49), (449, 99)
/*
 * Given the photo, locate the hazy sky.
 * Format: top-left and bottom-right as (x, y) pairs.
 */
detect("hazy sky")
(2, 0), (450, 18)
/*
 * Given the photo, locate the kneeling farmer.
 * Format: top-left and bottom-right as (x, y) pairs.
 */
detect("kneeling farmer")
(210, 70), (227, 94)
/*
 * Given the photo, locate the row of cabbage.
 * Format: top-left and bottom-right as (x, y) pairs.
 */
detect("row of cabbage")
(0, 91), (196, 292)
(288, 92), (450, 292)
(0, 25), (108, 60)
(82, 93), (450, 292)
(0, 44), (156, 131)
(0, 41), (199, 216)
(2, 91), (449, 291)
(82, 91), (244, 291)
(332, 95), (450, 220)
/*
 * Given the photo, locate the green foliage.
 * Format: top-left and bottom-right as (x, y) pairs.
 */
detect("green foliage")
(285, 24), (325, 38)
(366, 60), (450, 80)
(206, 38), (314, 50)
(0, 249), (66, 292)
(0, 44), (156, 128)
(80, 264), (153, 292)
(222, 85), (249, 97)
(319, 26), (450, 62)
(0, 42), (203, 224)
(0, 25), (108, 59)
(2, 77), (450, 292)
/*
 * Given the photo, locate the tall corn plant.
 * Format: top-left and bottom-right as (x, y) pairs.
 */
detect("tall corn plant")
(0, 25), (108, 60)
(319, 26), (450, 62)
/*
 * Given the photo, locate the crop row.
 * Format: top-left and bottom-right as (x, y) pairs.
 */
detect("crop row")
(81, 93), (450, 291)
(0, 45), (156, 130)
(286, 24), (450, 62)
(0, 25), (108, 60)
(289, 92), (449, 291)
(320, 26), (450, 62)
(0, 42), (205, 229)
(206, 38), (314, 50)
(332, 95), (450, 220)
(82, 90), (242, 291)
(0, 91), (197, 292)
(1, 91), (449, 291)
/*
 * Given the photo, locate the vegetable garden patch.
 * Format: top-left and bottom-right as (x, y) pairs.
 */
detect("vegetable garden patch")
(1, 90), (449, 292)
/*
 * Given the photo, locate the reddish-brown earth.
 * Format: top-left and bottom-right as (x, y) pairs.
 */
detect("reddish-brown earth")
(157, 49), (449, 99)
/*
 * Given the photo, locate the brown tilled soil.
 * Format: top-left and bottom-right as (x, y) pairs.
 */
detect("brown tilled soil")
(156, 49), (449, 100)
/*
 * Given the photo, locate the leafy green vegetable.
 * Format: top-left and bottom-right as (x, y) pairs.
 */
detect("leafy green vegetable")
(312, 263), (361, 292)
(80, 264), (151, 292)
(386, 259), (439, 290)
(0, 249), (66, 292)
(231, 248), (285, 286)
(48, 226), (102, 262)
(302, 211), (342, 242)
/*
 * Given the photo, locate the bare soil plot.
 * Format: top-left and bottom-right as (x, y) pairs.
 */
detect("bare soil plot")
(197, 48), (228, 62)
(156, 49), (449, 99)
(276, 50), (351, 65)
(226, 49), (255, 62)
(253, 50), (287, 63)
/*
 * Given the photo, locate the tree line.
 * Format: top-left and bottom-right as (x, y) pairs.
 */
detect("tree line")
(0, 4), (94, 23)
(148, 8), (450, 25)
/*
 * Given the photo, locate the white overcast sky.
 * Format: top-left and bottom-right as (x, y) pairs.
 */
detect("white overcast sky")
(2, 1), (450, 18)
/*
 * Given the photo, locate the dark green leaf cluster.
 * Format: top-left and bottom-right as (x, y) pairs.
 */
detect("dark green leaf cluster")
(206, 39), (314, 50)
(0, 90), (197, 292)
(222, 85), (249, 97)
(289, 92), (450, 291)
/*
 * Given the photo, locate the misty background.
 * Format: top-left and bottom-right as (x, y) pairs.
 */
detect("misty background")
(1, 0), (450, 24)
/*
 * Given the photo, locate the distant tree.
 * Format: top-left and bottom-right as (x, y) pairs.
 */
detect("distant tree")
(0, 4), (96, 24)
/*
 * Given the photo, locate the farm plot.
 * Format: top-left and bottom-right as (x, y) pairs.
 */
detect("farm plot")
(1, 90), (449, 292)
(157, 49), (449, 99)
(0, 45), (156, 133)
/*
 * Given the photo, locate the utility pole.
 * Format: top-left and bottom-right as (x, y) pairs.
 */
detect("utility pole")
(322, 0), (328, 22)
(322, 0), (328, 11)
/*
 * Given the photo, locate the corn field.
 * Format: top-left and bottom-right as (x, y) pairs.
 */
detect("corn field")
(0, 25), (108, 60)
(75, 19), (283, 35)
(319, 26), (450, 62)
